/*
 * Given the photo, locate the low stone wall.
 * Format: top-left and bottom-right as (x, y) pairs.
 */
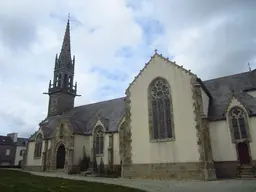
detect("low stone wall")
(214, 160), (256, 179)
(122, 162), (207, 180)
(112, 164), (121, 172)
(214, 161), (238, 179)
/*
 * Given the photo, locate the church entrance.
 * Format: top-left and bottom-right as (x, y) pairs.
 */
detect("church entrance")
(237, 142), (250, 165)
(56, 144), (66, 169)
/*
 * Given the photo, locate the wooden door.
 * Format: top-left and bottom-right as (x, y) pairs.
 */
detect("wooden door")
(56, 144), (65, 169)
(237, 142), (250, 165)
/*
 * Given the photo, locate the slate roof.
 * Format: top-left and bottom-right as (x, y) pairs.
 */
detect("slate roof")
(0, 136), (15, 145)
(16, 138), (29, 146)
(35, 97), (126, 139)
(29, 70), (256, 140)
(0, 135), (28, 146)
(203, 71), (256, 120)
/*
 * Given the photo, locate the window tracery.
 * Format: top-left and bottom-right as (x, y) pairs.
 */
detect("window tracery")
(229, 107), (249, 141)
(148, 77), (174, 140)
(94, 126), (104, 155)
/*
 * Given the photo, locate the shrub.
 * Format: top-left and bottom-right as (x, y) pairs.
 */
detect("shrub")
(79, 155), (90, 172)
(93, 158), (98, 173)
(68, 166), (80, 175)
(99, 158), (105, 174)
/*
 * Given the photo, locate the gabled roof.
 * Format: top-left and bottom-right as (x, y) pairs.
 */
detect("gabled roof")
(126, 51), (196, 94)
(203, 71), (256, 120)
(37, 97), (125, 139)
(28, 52), (256, 139)
(28, 132), (37, 141)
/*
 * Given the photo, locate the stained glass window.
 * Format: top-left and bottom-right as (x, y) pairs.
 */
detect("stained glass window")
(95, 126), (104, 155)
(149, 78), (174, 140)
(34, 134), (42, 158)
(229, 107), (249, 141)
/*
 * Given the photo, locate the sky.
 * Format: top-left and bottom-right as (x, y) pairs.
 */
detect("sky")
(0, 0), (256, 137)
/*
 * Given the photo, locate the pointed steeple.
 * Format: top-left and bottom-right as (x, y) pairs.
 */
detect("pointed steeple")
(45, 14), (80, 117)
(58, 15), (73, 70)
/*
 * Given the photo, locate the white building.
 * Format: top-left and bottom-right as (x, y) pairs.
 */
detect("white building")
(24, 19), (256, 180)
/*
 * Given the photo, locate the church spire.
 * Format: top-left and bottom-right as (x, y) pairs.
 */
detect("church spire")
(57, 15), (73, 70)
(44, 15), (80, 117)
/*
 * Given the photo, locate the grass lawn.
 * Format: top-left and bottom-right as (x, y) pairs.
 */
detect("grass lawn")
(0, 169), (146, 192)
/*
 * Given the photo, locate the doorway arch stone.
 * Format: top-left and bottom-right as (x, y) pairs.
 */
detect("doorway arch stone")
(56, 143), (66, 169)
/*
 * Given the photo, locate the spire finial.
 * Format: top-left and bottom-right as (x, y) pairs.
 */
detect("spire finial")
(154, 49), (158, 54)
(248, 62), (251, 72)
(68, 13), (71, 22)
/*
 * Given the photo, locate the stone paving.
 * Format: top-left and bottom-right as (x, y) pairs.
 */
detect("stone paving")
(23, 170), (256, 192)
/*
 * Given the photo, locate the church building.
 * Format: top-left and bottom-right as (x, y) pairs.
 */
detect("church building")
(24, 19), (256, 180)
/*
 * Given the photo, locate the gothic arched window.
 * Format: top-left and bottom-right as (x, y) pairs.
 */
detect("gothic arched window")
(34, 134), (43, 158)
(148, 77), (174, 140)
(229, 107), (250, 142)
(94, 126), (104, 155)
(59, 124), (64, 138)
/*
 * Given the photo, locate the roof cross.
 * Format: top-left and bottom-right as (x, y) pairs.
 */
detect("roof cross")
(248, 62), (251, 72)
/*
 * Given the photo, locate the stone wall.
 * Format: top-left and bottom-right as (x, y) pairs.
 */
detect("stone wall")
(121, 91), (133, 177)
(122, 162), (205, 180)
(190, 76), (216, 180)
(47, 120), (74, 172)
(214, 161), (238, 179)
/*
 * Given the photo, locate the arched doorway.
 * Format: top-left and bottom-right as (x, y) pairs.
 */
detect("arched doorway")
(56, 144), (65, 169)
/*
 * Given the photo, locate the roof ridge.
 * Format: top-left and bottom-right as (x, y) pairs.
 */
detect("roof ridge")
(203, 71), (250, 83)
(17, 137), (28, 140)
(73, 96), (125, 109)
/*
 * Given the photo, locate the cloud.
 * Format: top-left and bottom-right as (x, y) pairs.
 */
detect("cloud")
(139, 0), (256, 77)
(0, 0), (255, 137)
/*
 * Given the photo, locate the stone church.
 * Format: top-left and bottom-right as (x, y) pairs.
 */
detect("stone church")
(24, 19), (256, 180)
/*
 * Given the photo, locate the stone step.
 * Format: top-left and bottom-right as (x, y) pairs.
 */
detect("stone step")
(239, 170), (255, 178)
(240, 167), (253, 170)
(241, 171), (254, 174)
(238, 165), (255, 179)
(240, 175), (255, 179)
(239, 165), (253, 169)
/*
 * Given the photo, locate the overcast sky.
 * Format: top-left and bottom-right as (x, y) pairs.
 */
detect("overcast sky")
(0, 0), (256, 137)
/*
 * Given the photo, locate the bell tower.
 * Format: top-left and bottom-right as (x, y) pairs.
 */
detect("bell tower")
(44, 17), (80, 117)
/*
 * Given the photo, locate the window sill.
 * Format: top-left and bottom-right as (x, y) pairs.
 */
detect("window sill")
(96, 154), (104, 157)
(33, 157), (41, 160)
(150, 138), (175, 143)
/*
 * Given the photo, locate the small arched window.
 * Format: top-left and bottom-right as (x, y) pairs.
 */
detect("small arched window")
(59, 124), (64, 138)
(119, 123), (125, 157)
(34, 134), (43, 158)
(64, 74), (68, 89)
(229, 107), (249, 142)
(148, 77), (174, 140)
(94, 126), (104, 155)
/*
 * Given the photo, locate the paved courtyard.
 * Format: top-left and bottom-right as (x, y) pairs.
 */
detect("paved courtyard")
(21, 170), (256, 192)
